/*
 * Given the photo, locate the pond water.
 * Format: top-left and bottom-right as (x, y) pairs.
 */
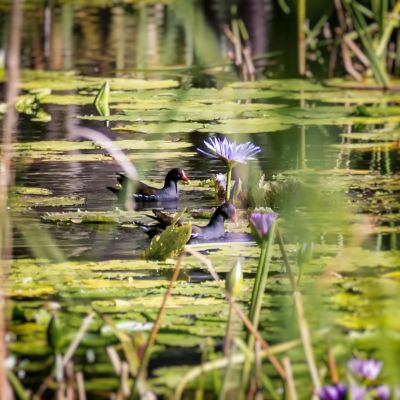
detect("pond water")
(2, 2), (400, 399)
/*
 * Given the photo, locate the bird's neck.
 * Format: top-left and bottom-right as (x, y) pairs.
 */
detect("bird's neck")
(207, 212), (225, 227)
(163, 179), (178, 194)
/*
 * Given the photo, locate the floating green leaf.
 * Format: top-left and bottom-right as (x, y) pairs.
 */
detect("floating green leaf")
(145, 223), (192, 261)
(93, 80), (110, 118)
(114, 122), (203, 134)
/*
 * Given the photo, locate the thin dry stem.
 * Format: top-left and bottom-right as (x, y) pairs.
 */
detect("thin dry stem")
(333, 0), (363, 81)
(76, 372), (86, 400)
(344, 35), (370, 67)
(293, 292), (321, 390)
(231, 302), (286, 380)
(186, 247), (286, 380)
(35, 313), (95, 398)
(328, 347), (339, 384)
(185, 247), (222, 284)
(120, 362), (130, 397)
(137, 253), (185, 380)
(342, 41), (363, 81)
(65, 361), (74, 400)
(174, 337), (306, 400)
(283, 357), (298, 400)
(254, 341), (262, 393)
(107, 346), (122, 375)
(63, 313), (95, 367)
(277, 228), (321, 390)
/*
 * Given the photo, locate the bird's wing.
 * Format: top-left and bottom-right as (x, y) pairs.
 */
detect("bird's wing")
(190, 224), (203, 238)
(116, 173), (160, 196)
(136, 181), (160, 196)
(134, 220), (163, 238)
(149, 210), (174, 226)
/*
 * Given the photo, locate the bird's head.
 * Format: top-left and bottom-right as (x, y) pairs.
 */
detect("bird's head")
(219, 202), (238, 224)
(166, 168), (191, 184)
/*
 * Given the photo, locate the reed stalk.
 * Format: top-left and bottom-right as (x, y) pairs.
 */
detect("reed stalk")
(34, 312), (95, 399)
(0, 1), (23, 398)
(277, 227), (321, 391)
(195, 342), (207, 400)
(174, 338), (303, 400)
(298, 0), (306, 75)
(344, 1), (390, 87)
(7, 370), (29, 400)
(186, 247), (285, 379)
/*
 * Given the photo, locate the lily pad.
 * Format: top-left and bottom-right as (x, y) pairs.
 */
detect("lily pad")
(20, 71), (179, 91)
(13, 186), (52, 196)
(199, 118), (288, 134)
(13, 195), (85, 208)
(114, 122), (203, 134)
(145, 223), (192, 261)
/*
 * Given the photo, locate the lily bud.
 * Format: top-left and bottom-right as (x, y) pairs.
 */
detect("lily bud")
(225, 259), (243, 299)
(249, 210), (278, 244)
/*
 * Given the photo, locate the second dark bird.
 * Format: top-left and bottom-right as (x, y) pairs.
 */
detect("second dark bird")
(108, 168), (190, 202)
(135, 202), (238, 241)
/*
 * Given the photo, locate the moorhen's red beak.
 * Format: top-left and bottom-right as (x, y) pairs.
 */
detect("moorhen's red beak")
(232, 209), (238, 225)
(181, 170), (191, 184)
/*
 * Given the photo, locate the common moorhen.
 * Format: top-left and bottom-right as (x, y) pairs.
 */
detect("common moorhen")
(135, 202), (238, 240)
(108, 168), (190, 202)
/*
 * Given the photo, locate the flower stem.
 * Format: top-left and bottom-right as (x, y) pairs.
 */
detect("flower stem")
(225, 166), (232, 201)
(241, 221), (278, 394)
(248, 243), (267, 322)
(249, 221), (277, 334)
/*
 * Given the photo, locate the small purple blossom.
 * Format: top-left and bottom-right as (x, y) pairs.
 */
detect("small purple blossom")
(318, 383), (347, 400)
(350, 385), (391, 400)
(249, 211), (278, 241)
(350, 385), (367, 400)
(197, 137), (261, 166)
(348, 358), (383, 381)
(375, 385), (390, 400)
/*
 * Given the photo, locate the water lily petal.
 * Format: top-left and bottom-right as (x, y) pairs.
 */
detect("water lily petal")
(197, 136), (261, 165)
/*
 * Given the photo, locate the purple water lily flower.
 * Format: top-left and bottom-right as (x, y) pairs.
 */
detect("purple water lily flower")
(348, 358), (383, 381)
(318, 383), (347, 400)
(249, 211), (278, 242)
(197, 137), (261, 166)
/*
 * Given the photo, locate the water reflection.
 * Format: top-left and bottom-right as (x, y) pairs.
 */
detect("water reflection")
(5, 1), (279, 78)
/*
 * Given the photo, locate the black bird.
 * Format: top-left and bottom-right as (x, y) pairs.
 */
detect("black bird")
(135, 202), (238, 241)
(108, 168), (190, 202)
